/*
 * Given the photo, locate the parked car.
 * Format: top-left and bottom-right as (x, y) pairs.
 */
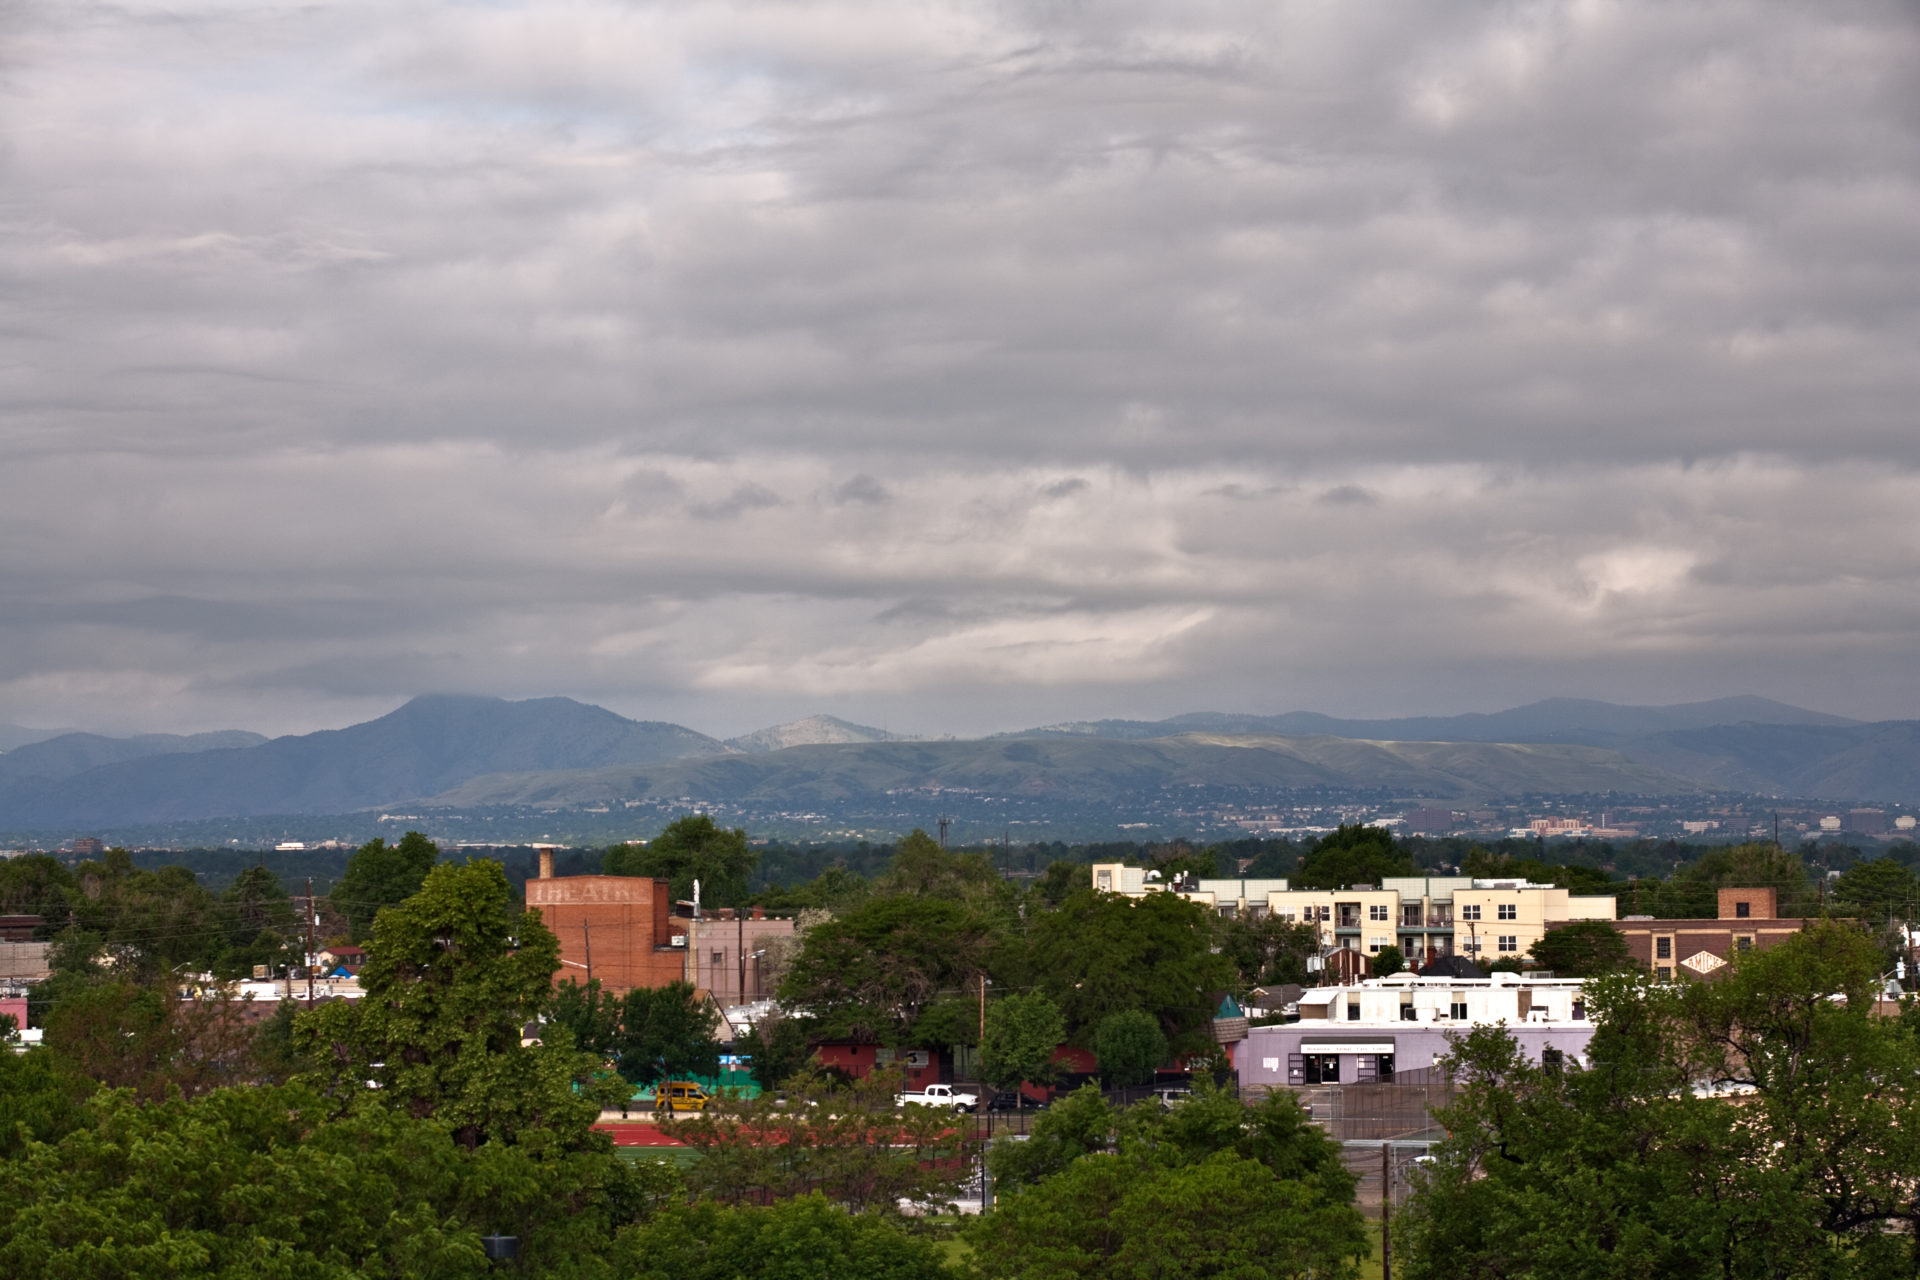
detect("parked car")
(654, 1080), (713, 1113)
(986, 1090), (1048, 1112)
(1153, 1086), (1193, 1109)
(896, 1083), (979, 1112)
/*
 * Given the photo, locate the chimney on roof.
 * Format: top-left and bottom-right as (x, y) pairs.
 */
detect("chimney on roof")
(751, 905), (765, 920)
(538, 848), (554, 880)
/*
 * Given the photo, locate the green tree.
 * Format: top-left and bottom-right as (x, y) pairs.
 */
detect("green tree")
(549, 976), (622, 1059)
(0, 854), (76, 929)
(613, 980), (721, 1088)
(604, 814), (756, 908)
(1527, 919), (1633, 976)
(1370, 943), (1406, 976)
(981, 991), (1066, 1093)
(1832, 855), (1919, 922)
(216, 862), (300, 976)
(0, 1082), (672, 1279)
(1291, 824), (1413, 890)
(777, 896), (995, 1046)
(42, 979), (262, 1102)
(0, 1047), (94, 1159)
(1027, 888), (1233, 1051)
(54, 848), (230, 979)
(1031, 859), (1085, 909)
(1644, 841), (1813, 918)
(1093, 1009), (1167, 1087)
(329, 831), (438, 941)
(294, 859), (596, 1150)
(1217, 910), (1321, 988)
(1397, 920), (1920, 1279)
(736, 1011), (817, 1091)
(611, 1193), (954, 1280)
(971, 1085), (1366, 1280)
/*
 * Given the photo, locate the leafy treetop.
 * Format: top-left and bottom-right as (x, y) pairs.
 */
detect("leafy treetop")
(1291, 824), (1414, 890)
(604, 814), (756, 908)
(295, 858), (596, 1151)
(330, 832), (438, 942)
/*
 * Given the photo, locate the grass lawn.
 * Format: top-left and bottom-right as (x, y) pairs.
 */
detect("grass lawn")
(614, 1147), (704, 1171)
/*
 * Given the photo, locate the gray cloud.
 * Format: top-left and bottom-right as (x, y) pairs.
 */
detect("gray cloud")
(1315, 484), (1377, 507)
(830, 474), (892, 506)
(689, 482), (785, 520)
(2, 2), (1918, 737)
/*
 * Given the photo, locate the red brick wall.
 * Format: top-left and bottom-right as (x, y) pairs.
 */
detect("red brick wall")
(525, 875), (686, 994)
(1612, 919), (1806, 977)
(815, 1043), (944, 1089)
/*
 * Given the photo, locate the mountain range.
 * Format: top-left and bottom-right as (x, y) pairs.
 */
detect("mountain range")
(0, 694), (1915, 833)
(1019, 696), (1859, 747)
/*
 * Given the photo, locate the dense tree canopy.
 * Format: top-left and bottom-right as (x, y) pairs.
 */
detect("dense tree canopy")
(612, 1194), (954, 1280)
(971, 1083), (1365, 1280)
(777, 895), (995, 1046)
(879, 828), (1003, 905)
(1027, 888), (1233, 1050)
(1527, 918), (1633, 976)
(1637, 841), (1815, 918)
(981, 991), (1066, 1093)
(1292, 823), (1415, 890)
(0, 1082), (669, 1280)
(0, 854), (75, 927)
(1398, 921), (1920, 1279)
(612, 980), (722, 1088)
(1215, 910), (1321, 988)
(329, 832), (439, 941)
(1093, 1009), (1167, 1087)
(294, 859), (595, 1150)
(1832, 855), (1919, 923)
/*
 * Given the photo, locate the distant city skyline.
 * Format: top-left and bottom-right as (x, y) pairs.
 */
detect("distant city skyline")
(5, 2), (1917, 740)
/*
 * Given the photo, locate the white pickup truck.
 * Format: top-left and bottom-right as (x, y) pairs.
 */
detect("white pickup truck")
(896, 1083), (978, 1112)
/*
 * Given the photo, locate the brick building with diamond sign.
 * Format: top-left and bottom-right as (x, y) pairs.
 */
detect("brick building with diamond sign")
(1611, 888), (1812, 981)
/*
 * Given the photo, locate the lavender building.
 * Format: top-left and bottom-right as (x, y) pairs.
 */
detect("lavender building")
(1239, 971), (1595, 1089)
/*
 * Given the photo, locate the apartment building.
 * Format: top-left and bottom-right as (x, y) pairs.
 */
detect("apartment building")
(1447, 878), (1617, 963)
(1089, 865), (1616, 964)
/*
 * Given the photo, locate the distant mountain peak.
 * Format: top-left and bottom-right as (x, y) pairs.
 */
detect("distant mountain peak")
(728, 714), (898, 753)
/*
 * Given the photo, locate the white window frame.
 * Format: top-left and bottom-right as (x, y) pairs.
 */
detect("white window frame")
(1498, 935), (1518, 953)
(1461, 904), (1482, 921)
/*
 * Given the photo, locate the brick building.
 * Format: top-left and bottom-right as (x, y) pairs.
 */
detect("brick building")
(524, 849), (688, 993)
(1611, 887), (1808, 980)
(524, 850), (796, 999)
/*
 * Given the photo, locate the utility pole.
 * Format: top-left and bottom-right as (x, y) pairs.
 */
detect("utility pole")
(978, 973), (987, 1048)
(737, 911), (746, 1006)
(582, 921), (593, 984)
(938, 816), (952, 849)
(1381, 1143), (1393, 1280)
(305, 877), (316, 1006)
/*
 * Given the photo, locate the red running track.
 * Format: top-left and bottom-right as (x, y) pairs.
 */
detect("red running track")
(595, 1124), (686, 1147)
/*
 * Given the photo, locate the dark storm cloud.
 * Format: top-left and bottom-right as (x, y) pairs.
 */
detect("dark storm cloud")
(1, 1), (1917, 736)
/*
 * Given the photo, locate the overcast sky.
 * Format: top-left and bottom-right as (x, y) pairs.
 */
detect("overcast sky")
(3, 0), (1918, 739)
